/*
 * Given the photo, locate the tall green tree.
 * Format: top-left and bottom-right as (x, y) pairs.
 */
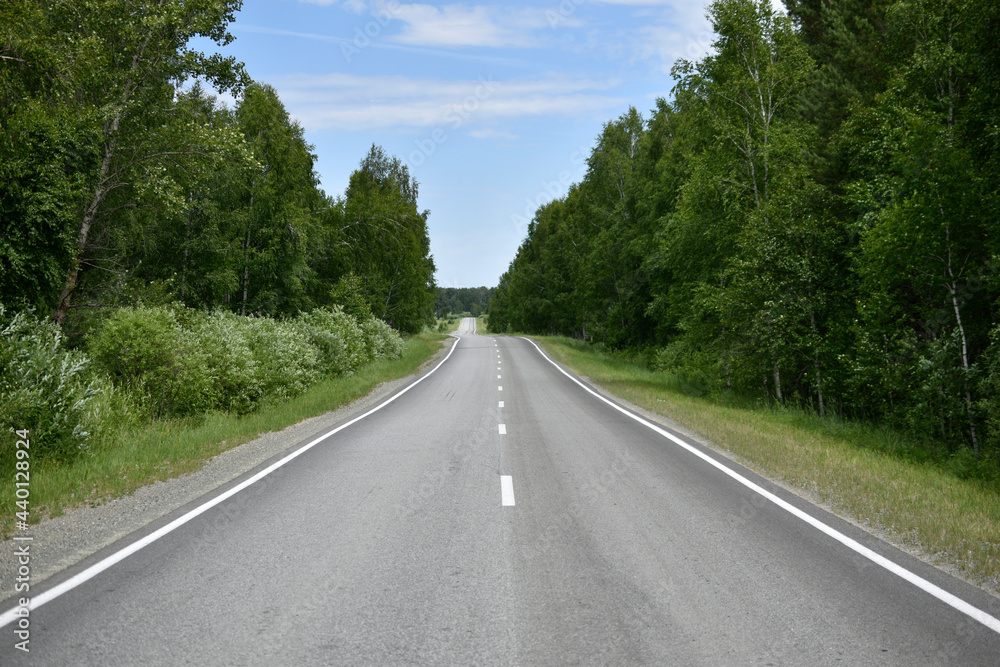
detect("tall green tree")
(577, 108), (656, 347)
(846, 0), (997, 450)
(30, 0), (249, 326)
(231, 83), (321, 316)
(339, 146), (436, 333)
(1, 2), (98, 311)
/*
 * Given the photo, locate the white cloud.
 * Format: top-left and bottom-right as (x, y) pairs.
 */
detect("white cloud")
(597, 1), (715, 73)
(233, 23), (532, 65)
(270, 72), (625, 131)
(389, 3), (560, 48)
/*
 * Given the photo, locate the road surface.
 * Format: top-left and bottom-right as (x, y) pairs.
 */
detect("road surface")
(2, 318), (999, 664)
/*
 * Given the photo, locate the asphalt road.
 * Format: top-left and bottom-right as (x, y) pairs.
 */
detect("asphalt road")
(2, 317), (999, 665)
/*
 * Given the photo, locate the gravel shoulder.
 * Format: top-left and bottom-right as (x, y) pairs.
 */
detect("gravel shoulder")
(0, 342), (450, 602)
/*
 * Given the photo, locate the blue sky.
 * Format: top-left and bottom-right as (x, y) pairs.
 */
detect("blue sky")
(196, 0), (727, 288)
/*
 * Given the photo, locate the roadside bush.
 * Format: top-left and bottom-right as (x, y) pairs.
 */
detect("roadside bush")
(294, 307), (367, 377)
(978, 325), (1000, 455)
(242, 316), (319, 401)
(650, 342), (717, 397)
(189, 311), (263, 414)
(361, 317), (404, 361)
(88, 306), (215, 417)
(0, 306), (103, 462)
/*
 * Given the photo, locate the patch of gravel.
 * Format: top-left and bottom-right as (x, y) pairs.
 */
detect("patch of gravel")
(0, 343), (449, 603)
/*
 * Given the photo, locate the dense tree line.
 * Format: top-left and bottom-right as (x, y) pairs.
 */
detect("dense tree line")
(0, 0), (436, 336)
(435, 286), (493, 318)
(490, 0), (1000, 457)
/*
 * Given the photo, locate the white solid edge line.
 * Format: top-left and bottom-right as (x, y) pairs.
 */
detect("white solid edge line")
(520, 336), (1000, 636)
(501, 475), (515, 506)
(0, 334), (465, 629)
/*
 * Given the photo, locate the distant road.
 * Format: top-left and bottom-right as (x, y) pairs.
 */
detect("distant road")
(3, 317), (999, 664)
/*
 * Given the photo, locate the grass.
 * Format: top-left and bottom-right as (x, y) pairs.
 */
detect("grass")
(0, 333), (447, 536)
(532, 335), (1000, 591)
(435, 316), (461, 333)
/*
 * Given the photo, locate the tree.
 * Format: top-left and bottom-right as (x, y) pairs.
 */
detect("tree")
(0, 2), (98, 311)
(231, 83), (320, 316)
(577, 108), (656, 347)
(40, 0), (248, 326)
(339, 146), (436, 333)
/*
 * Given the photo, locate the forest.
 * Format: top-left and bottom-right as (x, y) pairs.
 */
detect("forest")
(435, 286), (494, 319)
(0, 1), (436, 461)
(489, 0), (1000, 460)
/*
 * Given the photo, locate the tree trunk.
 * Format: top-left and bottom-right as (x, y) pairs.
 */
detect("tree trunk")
(52, 110), (122, 327)
(241, 175), (258, 317)
(773, 361), (784, 405)
(810, 310), (825, 418)
(180, 192), (193, 302)
(943, 222), (979, 454)
(721, 327), (732, 390)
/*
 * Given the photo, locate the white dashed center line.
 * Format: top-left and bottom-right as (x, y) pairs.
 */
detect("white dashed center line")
(499, 424), (506, 435)
(501, 476), (515, 506)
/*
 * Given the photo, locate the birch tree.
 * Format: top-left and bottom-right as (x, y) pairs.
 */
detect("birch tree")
(44, 0), (248, 326)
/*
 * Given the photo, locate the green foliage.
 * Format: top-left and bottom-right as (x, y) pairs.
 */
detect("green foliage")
(0, 1), (431, 479)
(339, 145), (437, 334)
(0, 306), (104, 462)
(71, 302), (407, 429)
(240, 316), (320, 402)
(360, 317), (405, 361)
(293, 307), (368, 377)
(435, 286), (493, 318)
(330, 274), (374, 321)
(189, 311), (263, 415)
(88, 307), (215, 418)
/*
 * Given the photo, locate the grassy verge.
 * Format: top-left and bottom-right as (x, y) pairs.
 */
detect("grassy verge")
(435, 316), (461, 333)
(1, 333), (447, 536)
(533, 335), (1000, 591)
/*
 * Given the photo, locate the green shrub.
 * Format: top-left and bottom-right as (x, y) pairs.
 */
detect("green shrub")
(243, 316), (319, 401)
(362, 317), (404, 361)
(88, 306), (215, 417)
(0, 306), (103, 462)
(294, 307), (367, 377)
(189, 311), (263, 414)
(650, 342), (717, 397)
